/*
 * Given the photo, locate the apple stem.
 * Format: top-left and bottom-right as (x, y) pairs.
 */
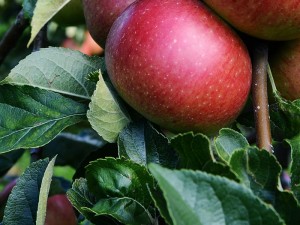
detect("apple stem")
(251, 42), (273, 153)
(0, 10), (30, 65)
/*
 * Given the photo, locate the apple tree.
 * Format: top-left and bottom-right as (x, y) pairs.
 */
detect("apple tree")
(0, 0), (300, 224)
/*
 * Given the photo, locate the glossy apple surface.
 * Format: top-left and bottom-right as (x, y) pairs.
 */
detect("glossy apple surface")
(105, 0), (252, 135)
(82, 0), (136, 48)
(45, 194), (77, 225)
(203, 0), (300, 40)
(269, 39), (300, 100)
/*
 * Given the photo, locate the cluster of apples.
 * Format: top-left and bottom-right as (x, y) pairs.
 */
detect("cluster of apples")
(83, 0), (300, 135)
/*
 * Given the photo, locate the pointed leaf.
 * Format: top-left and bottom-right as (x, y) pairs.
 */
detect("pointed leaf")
(215, 128), (249, 162)
(118, 120), (178, 168)
(149, 164), (284, 225)
(87, 72), (130, 143)
(0, 85), (87, 153)
(28, 0), (71, 46)
(36, 156), (56, 225)
(1, 48), (102, 99)
(2, 159), (49, 225)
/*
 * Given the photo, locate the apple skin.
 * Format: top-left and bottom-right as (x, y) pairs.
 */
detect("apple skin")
(105, 0), (252, 135)
(269, 39), (300, 100)
(82, 0), (136, 48)
(45, 194), (77, 225)
(202, 0), (300, 41)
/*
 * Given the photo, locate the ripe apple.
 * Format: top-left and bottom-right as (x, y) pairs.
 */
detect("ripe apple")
(82, 0), (136, 48)
(45, 194), (77, 225)
(202, 0), (300, 41)
(269, 39), (300, 100)
(105, 0), (252, 135)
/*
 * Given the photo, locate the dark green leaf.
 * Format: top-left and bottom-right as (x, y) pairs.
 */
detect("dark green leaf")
(0, 85), (87, 153)
(0, 149), (24, 176)
(170, 132), (211, 169)
(229, 147), (281, 203)
(170, 132), (237, 179)
(87, 197), (153, 225)
(149, 164), (284, 225)
(118, 120), (178, 168)
(86, 158), (154, 207)
(149, 187), (173, 225)
(67, 178), (117, 225)
(287, 135), (300, 201)
(42, 130), (105, 168)
(214, 128), (249, 162)
(2, 159), (49, 225)
(274, 190), (300, 225)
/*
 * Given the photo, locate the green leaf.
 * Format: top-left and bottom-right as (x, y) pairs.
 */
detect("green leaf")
(214, 128), (249, 162)
(87, 197), (153, 225)
(170, 132), (211, 169)
(0, 85), (87, 153)
(170, 132), (237, 179)
(86, 158), (154, 207)
(287, 135), (300, 202)
(67, 178), (97, 214)
(149, 187), (173, 225)
(274, 191), (300, 225)
(118, 120), (178, 168)
(1, 48), (102, 99)
(149, 164), (284, 225)
(22, 0), (37, 19)
(67, 179), (119, 225)
(28, 0), (71, 46)
(87, 72), (130, 143)
(229, 147), (281, 202)
(42, 130), (105, 168)
(36, 156), (56, 225)
(2, 158), (49, 225)
(268, 65), (300, 140)
(0, 149), (25, 176)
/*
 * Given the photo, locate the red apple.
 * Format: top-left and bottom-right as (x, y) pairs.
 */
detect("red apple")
(82, 0), (136, 48)
(269, 39), (300, 100)
(105, 0), (252, 135)
(202, 0), (300, 41)
(45, 194), (77, 225)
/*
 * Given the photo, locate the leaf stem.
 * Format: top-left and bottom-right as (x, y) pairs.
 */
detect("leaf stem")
(251, 42), (272, 152)
(0, 10), (30, 65)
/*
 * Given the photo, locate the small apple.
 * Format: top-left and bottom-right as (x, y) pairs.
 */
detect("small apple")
(82, 0), (136, 48)
(105, 0), (252, 135)
(269, 39), (300, 100)
(202, 0), (300, 41)
(45, 194), (77, 225)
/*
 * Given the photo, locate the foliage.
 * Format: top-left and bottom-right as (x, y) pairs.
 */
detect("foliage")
(1, 0), (300, 225)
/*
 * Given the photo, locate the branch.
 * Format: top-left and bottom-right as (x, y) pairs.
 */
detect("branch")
(32, 25), (48, 52)
(0, 10), (30, 65)
(251, 42), (272, 152)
